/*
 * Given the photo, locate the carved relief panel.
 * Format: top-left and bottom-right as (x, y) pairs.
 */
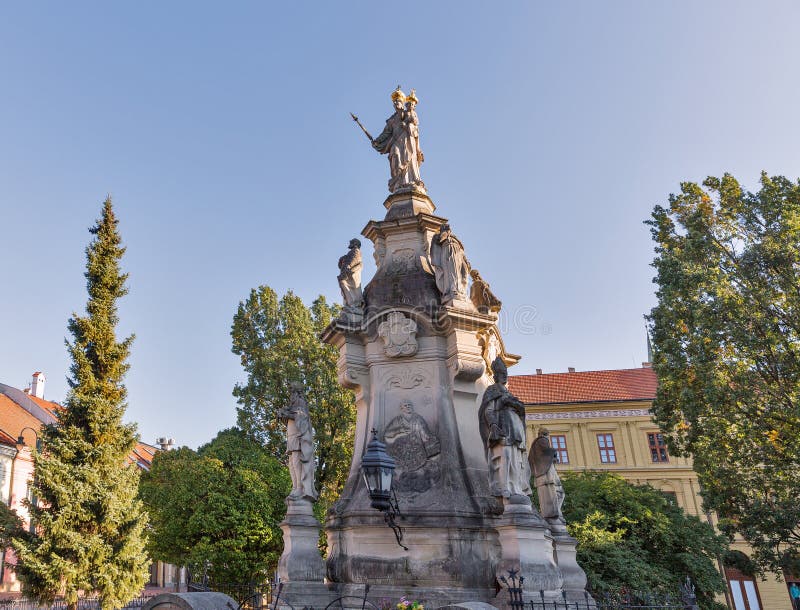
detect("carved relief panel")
(379, 366), (441, 495)
(378, 311), (418, 357)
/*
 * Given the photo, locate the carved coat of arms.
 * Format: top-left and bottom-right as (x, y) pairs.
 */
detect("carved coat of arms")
(378, 312), (418, 357)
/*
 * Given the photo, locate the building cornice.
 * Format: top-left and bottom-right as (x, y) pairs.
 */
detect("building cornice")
(526, 407), (651, 421)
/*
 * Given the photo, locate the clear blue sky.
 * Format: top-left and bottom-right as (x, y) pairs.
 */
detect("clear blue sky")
(2, 2), (798, 449)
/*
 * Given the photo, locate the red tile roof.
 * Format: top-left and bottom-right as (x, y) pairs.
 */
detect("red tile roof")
(1, 382), (160, 469)
(128, 442), (159, 469)
(509, 367), (658, 405)
(0, 429), (18, 446)
(27, 394), (64, 418)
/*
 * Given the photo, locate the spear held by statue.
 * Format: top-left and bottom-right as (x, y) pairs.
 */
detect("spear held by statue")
(350, 112), (374, 143)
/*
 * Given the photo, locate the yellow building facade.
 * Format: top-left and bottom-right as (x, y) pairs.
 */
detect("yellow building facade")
(510, 365), (795, 610)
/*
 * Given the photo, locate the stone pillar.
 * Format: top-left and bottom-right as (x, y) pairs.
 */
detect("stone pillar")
(278, 498), (324, 583)
(494, 503), (562, 597)
(322, 192), (504, 592)
(552, 531), (588, 595)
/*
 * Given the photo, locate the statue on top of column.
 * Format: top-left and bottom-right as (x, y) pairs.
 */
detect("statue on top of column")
(337, 238), (363, 314)
(351, 86), (425, 194)
(278, 382), (318, 502)
(430, 223), (470, 305)
(530, 429), (566, 525)
(470, 269), (502, 314)
(479, 357), (531, 500)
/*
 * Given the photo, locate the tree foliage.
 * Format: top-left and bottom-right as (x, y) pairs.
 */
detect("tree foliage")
(139, 428), (290, 583)
(647, 173), (800, 574)
(231, 286), (356, 508)
(5, 199), (149, 610)
(562, 472), (727, 609)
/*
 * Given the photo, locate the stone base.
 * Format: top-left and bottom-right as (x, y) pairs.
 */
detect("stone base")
(383, 190), (436, 219)
(325, 517), (498, 588)
(494, 507), (563, 597)
(277, 498), (325, 583)
(275, 582), (504, 610)
(143, 592), (237, 609)
(552, 532), (589, 594)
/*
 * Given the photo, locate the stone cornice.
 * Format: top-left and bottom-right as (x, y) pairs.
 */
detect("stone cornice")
(525, 408), (652, 420)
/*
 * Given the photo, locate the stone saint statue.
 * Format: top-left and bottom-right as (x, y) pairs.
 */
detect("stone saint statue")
(337, 238), (363, 311)
(479, 357), (532, 499)
(384, 400), (441, 493)
(430, 223), (470, 305)
(530, 429), (565, 524)
(278, 382), (318, 501)
(371, 86), (425, 194)
(469, 269), (502, 314)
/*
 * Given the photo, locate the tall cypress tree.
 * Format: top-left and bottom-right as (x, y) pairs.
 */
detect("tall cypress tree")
(12, 198), (148, 610)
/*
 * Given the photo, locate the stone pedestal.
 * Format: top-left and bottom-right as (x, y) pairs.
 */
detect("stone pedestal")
(277, 498), (324, 583)
(494, 506), (562, 597)
(143, 593), (237, 610)
(552, 531), (588, 595)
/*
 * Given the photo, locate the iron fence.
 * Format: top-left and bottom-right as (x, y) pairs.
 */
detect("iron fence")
(187, 572), (701, 610)
(0, 595), (153, 609)
(188, 579), (274, 607)
(503, 570), (700, 610)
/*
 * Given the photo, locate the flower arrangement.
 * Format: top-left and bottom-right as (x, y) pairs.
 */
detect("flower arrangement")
(397, 596), (424, 610)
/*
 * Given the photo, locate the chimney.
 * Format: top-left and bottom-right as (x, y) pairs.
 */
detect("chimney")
(535, 368), (543, 375)
(31, 372), (46, 399)
(157, 437), (175, 451)
(567, 367), (576, 373)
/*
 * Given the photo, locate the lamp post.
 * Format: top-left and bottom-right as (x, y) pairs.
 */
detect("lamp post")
(16, 426), (40, 451)
(361, 429), (407, 550)
(12, 426), (40, 516)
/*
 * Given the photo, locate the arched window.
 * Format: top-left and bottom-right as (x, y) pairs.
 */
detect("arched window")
(724, 551), (763, 610)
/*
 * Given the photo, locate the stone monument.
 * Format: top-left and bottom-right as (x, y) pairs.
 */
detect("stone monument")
(277, 87), (590, 608)
(338, 238), (364, 323)
(277, 383), (325, 584)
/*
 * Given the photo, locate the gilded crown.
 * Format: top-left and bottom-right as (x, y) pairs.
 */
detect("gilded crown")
(391, 85), (406, 101)
(406, 89), (419, 104)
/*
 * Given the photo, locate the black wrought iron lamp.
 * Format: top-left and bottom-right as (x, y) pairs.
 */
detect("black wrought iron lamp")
(361, 428), (407, 550)
(16, 426), (40, 451)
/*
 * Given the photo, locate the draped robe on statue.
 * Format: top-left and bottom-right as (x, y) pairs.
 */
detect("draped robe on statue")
(479, 383), (532, 498)
(372, 107), (423, 193)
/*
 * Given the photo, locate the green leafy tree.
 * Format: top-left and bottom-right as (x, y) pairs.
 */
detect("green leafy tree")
(6, 198), (149, 610)
(647, 173), (800, 575)
(231, 286), (356, 509)
(139, 428), (290, 583)
(561, 472), (727, 609)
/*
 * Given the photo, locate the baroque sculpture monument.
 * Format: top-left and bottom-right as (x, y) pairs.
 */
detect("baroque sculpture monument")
(278, 87), (590, 608)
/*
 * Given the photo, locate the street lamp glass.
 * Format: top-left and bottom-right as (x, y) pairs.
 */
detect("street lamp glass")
(361, 429), (396, 512)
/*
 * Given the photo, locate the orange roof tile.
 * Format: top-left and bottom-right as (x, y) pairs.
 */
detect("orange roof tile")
(27, 394), (64, 418)
(509, 367), (658, 405)
(0, 429), (18, 446)
(2, 382), (160, 470)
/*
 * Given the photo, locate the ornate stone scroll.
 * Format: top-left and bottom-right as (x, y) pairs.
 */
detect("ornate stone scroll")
(378, 312), (418, 357)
